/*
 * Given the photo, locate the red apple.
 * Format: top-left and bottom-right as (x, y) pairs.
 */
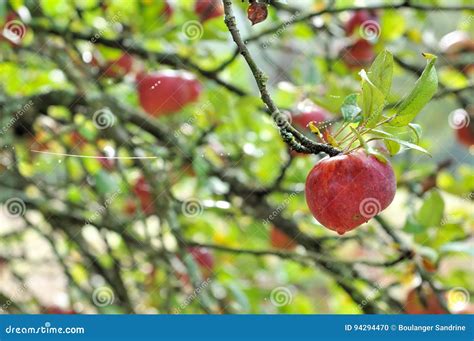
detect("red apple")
(405, 287), (447, 314)
(195, 0), (224, 22)
(43, 306), (76, 314)
(305, 149), (396, 235)
(342, 39), (375, 69)
(456, 125), (474, 147)
(187, 247), (214, 279)
(132, 175), (154, 215)
(345, 10), (377, 36)
(290, 100), (333, 157)
(101, 54), (134, 78)
(292, 101), (332, 134)
(162, 1), (173, 21)
(270, 226), (296, 250)
(136, 70), (202, 116)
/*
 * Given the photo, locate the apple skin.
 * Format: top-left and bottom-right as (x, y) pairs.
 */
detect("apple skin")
(342, 39), (375, 69)
(345, 10), (377, 36)
(305, 150), (396, 235)
(292, 106), (332, 132)
(290, 103), (333, 157)
(43, 306), (76, 314)
(136, 70), (202, 116)
(132, 176), (154, 215)
(162, 1), (173, 21)
(195, 0), (224, 22)
(270, 226), (297, 250)
(456, 125), (474, 147)
(404, 287), (447, 314)
(187, 247), (214, 279)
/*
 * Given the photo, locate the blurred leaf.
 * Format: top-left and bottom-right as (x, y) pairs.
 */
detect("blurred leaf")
(439, 67), (469, 89)
(403, 213), (426, 234)
(95, 170), (118, 195)
(380, 10), (406, 41)
(416, 189), (444, 227)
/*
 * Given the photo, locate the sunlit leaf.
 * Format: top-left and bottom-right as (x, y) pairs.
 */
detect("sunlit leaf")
(390, 54), (438, 126)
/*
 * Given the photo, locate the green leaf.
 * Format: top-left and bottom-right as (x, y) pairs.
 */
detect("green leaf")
(380, 10), (406, 42)
(382, 137), (430, 156)
(341, 93), (362, 122)
(95, 170), (118, 196)
(368, 50), (393, 97)
(416, 189), (445, 227)
(371, 128), (430, 155)
(390, 55), (438, 126)
(408, 123), (422, 144)
(403, 213), (426, 234)
(359, 69), (385, 128)
(384, 139), (401, 156)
